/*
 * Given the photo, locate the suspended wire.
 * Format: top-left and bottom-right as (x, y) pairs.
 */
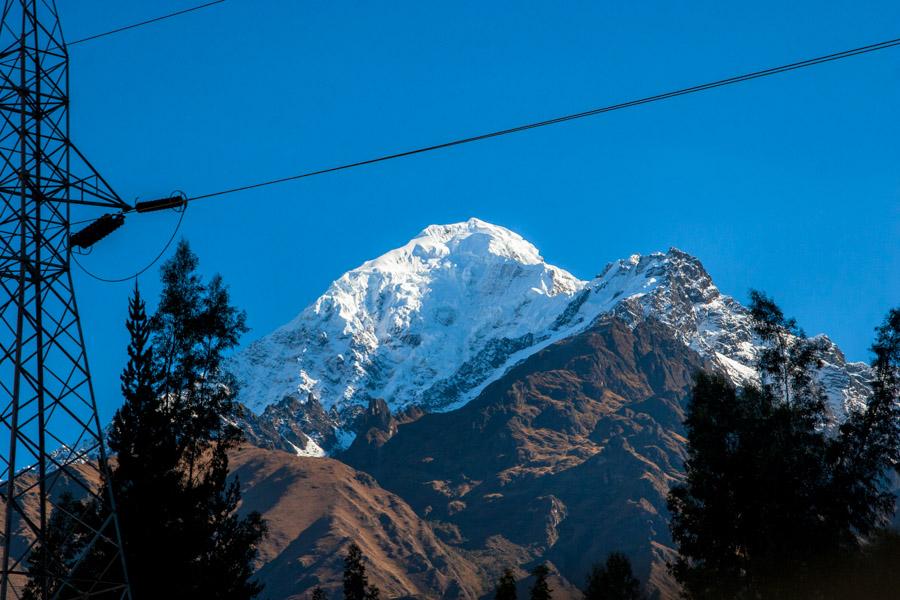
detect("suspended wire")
(66, 0), (226, 47)
(72, 205), (187, 283)
(70, 34), (900, 283)
(169, 35), (900, 204)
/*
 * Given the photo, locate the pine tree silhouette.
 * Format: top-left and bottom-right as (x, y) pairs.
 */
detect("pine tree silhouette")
(311, 586), (328, 600)
(344, 543), (380, 600)
(26, 242), (266, 599)
(495, 568), (517, 600)
(669, 294), (900, 599)
(583, 552), (644, 600)
(529, 564), (552, 600)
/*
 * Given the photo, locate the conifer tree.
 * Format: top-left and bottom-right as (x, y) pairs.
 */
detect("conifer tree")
(583, 552), (643, 600)
(530, 564), (552, 600)
(311, 586), (328, 600)
(495, 568), (518, 600)
(21, 494), (94, 600)
(343, 543), (374, 600)
(120, 242), (264, 599)
(26, 241), (266, 599)
(669, 294), (900, 599)
(831, 309), (900, 539)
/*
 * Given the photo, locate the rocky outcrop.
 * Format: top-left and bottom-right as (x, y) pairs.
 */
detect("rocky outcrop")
(238, 393), (349, 456)
(344, 316), (709, 598)
(231, 221), (870, 453)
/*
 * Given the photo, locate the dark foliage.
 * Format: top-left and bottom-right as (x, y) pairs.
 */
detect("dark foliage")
(25, 241), (266, 599)
(343, 543), (380, 600)
(21, 494), (105, 600)
(530, 564), (552, 600)
(583, 552), (643, 600)
(668, 294), (900, 599)
(311, 586), (328, 600)
(495, 568), (517, 600)
(814, 528), (900, 599)
(831, 309), (900, 540)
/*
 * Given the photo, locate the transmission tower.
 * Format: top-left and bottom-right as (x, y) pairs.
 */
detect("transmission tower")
(0, 1), (132, 598)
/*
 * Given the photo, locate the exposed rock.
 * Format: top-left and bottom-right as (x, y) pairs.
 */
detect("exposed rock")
(344, 316), (708, 598)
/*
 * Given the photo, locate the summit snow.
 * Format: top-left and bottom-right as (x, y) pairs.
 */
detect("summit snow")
(232, 218), (584, 416)
(230, 218), (870, 451)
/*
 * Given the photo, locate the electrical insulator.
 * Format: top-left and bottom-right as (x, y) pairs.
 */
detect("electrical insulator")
(69, 212), (126, 249)
(134, 193), (187, 213)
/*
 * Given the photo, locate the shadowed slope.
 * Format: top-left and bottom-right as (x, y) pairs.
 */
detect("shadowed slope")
(343, 316), (708, 598)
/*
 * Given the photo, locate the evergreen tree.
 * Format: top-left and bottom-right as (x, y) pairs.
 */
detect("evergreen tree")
(106, 283), (189, 598)
(21, 494), (95, 600)
(668, 294), (900, 599)
(120, 242), (264, 599)
(584, 552), (643, 600)
(495, 568), (518, 600)
(344, 543), (378, 600)
(311, 586), (328, 600)
(831, 309), (900, 540)
(529, 564), (552, 600)
(26, 241), (266, 599)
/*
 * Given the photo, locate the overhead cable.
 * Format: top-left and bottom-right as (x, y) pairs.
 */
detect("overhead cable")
(67, 0), (226, 47)
(175, 36), (900, 204)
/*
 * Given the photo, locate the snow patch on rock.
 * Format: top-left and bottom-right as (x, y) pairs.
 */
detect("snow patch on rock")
(229, 219), (871, 452)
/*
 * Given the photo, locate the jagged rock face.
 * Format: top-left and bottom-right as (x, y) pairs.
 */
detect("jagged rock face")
(230, 219), (870, 455)
(230, 218), (583, 420)
(238, 393), (335, 456)
(599, 249), (871, 416)
(343, 317), (708, 598)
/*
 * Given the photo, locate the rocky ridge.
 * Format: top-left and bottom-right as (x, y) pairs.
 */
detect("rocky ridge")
(230, 219), (870, 454)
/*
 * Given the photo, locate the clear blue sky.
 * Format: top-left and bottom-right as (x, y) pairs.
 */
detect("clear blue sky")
(60, 1), (899, 423)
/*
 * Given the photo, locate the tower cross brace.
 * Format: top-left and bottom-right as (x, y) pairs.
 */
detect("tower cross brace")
(0, 1), (132, 598)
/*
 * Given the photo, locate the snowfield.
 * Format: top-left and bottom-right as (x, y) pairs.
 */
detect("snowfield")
(230, 218), (870, 453)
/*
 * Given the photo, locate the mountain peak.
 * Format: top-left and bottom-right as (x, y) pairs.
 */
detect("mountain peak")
(232, 218), (585, 421)
(231, 221), (869, 454)
(409, 217), (544, 266)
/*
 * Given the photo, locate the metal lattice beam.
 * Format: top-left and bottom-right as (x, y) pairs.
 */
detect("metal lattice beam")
(0, 1), (131, 598)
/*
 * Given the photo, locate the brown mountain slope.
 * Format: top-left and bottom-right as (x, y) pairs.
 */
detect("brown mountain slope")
(230, 446), (486, 599)
(342, 316), (709, 598)
(0, 463), (105, 593)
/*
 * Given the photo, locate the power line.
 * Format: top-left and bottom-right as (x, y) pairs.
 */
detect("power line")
(74, 33), (900, 284)
(67, 0), (226, 47)
(175, 35), (900, 204)
(73, 205), (187, 283)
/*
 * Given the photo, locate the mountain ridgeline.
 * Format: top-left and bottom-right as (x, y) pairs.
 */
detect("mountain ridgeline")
(227, 218), (873, 598)
(232, 218), (868, 455)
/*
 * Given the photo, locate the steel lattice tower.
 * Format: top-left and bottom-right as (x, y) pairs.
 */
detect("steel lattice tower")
(0, 1), (131, 598)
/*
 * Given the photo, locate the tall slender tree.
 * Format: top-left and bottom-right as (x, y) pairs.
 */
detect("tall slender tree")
(25, 241), (266, 599)
(831, 309), (900, 538)
(495, 568), (518, 600)
(530, 564), (552, 600)
(344, 543), (380, 600)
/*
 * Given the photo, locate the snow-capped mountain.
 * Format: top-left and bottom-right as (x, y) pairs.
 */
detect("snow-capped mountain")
(230, 218), (870, 452)
(592, 249), (871, 416)
(232, 218), (584, 416)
